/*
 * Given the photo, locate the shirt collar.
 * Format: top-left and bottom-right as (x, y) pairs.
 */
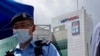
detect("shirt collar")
(16, 43), (20, 49)
(30, 39), (36, 47)
(16, 39), (36, 50)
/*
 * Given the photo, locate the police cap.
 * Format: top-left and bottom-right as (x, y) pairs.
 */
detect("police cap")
(11, 12), (33, 26)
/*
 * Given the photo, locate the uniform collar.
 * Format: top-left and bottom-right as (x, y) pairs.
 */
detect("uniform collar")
(30, 39), (36, 47)
(16, 39), (36, 50)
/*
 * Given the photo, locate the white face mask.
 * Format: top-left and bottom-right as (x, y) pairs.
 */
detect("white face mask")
(13, 29), (31, 43)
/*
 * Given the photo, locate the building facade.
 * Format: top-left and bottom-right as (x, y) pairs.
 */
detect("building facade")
(52, 9), (93, 56)
(33, 25), (52, 41)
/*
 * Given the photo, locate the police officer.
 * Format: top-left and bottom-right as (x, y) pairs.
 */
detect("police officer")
(10, 12), (60, 56)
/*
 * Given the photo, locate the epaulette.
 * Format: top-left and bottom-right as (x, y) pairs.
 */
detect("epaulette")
(35, 40), (51, 46)
(34, 40), (51, 56)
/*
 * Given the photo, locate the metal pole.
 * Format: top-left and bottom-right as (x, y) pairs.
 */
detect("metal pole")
(77, 0), (78, 10)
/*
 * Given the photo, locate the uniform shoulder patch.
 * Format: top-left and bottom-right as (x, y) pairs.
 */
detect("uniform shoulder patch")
(35, 40), (50, 46)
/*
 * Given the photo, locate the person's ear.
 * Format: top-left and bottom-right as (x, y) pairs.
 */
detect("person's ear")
(29, 25), (36, 35)
(32, 25), (36, 32)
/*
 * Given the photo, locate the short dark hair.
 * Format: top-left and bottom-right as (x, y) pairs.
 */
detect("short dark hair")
(11, 12), (33, 26)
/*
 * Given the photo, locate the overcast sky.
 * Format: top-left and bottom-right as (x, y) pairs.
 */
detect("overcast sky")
(15, 0), (100, 27)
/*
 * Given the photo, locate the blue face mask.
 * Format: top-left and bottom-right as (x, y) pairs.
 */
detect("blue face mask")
(13, 29), (31, 43)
